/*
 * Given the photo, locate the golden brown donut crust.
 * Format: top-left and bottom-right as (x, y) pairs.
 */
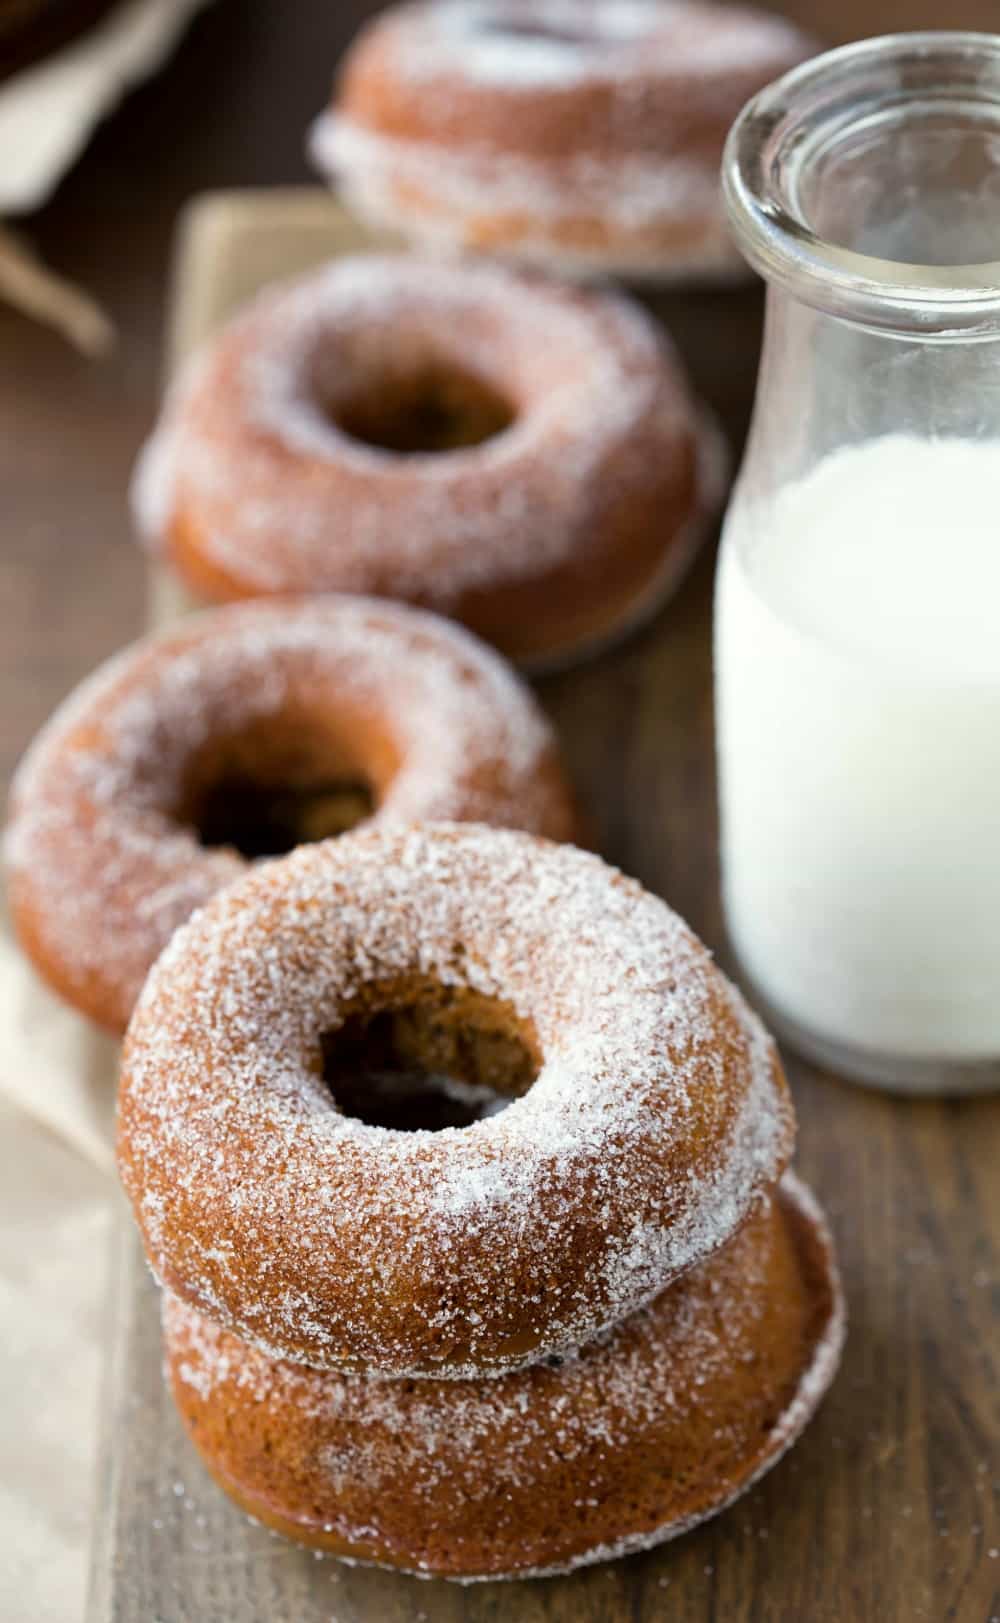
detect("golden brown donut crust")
(6, 598), (579, 1033)
(163, 1174), (844, 1581)
(118, 825), (794, 1379)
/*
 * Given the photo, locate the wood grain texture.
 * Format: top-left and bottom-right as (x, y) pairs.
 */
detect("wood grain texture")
(0, 3), (996, 1620)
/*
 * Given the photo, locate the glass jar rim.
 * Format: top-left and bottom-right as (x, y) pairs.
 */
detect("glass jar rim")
(723, 32), (1000, 335)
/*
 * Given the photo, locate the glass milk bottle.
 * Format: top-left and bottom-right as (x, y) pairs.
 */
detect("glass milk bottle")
(716, 33), (1000, 1094)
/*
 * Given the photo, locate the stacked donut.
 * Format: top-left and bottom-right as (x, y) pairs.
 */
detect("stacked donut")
(7, 595), (843, 1583)
(115, 822), (844, 1581)
(6, 573), (844, 1582)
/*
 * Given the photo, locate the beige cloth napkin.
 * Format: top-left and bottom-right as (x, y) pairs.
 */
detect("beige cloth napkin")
(0, 0), (212, 351)
(0, 0), (212, 215)
(0, 912), (117, 1623)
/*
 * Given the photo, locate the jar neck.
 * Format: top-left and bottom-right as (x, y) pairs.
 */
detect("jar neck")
(737, 281), (1000, 510)
(724, 32), (1000, 338)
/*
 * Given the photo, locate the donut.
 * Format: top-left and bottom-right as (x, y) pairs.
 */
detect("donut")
(163, 1174), (844, 1580)
(117, 824), (794, 1379)
(5, 599), (578, 1035)
(311, 0), (815, 282)
(132, 255), (725, 669)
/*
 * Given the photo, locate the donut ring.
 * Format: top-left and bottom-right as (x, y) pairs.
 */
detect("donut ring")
(133, 255), (724, 669)
(164, 1174), (844, 1579)
(6, 598), (578, 1034)
(312, 0), (815, 282)
(118, 824), (794, 1378)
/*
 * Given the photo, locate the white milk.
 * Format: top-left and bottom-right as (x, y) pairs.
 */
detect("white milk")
(715, 435), (1000, 1076)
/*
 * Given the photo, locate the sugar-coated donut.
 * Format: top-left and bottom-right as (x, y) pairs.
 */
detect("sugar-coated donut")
(118, 824), (794, 1379)
(164, 1174), (843, 1580)
(312, 0), (815, 282)
(5, 599), (578, 1034)
(133, 255), (725, 669)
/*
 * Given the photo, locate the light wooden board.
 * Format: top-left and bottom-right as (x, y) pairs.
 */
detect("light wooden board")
(84, 191), (1000, 1623)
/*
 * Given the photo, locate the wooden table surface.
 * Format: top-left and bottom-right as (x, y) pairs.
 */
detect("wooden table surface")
(3, 4), (998, 1621)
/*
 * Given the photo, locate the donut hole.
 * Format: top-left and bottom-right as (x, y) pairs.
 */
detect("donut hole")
(320, 986), (539, 1132)
(325, 363), (516, 456)
(471, 2), (649, 51)
(176, 715), (394, 859)
(191, 775), (374, 859)
(477, 19), (593, 46)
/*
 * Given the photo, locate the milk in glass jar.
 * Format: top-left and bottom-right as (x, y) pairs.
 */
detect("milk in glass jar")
(716, 34), (1000, 1094)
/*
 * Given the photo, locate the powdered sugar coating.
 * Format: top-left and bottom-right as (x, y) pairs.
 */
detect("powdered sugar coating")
(422, 1), (663, 88)
(132, 256), (706, 657)
(316, 1), (815, 278)
(163, 1172), (844, 1579)
(311, 114), (746, 282)
(120, 823), (794, 1378)
(5, 598), (575, 1033)
(401, 0), (810, 84)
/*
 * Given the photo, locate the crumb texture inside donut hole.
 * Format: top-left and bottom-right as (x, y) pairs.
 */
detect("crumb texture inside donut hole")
(325, 361), (515, 456)
(192, 776), (374, 859)
(320, 983), (540, 1132)
(176, 712), (394, 859)
(299, 314), (518, 458)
